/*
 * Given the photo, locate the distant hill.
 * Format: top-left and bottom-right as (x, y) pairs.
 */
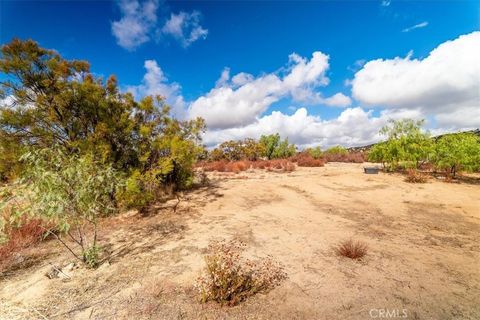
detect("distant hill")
(347, 129), (480, 152)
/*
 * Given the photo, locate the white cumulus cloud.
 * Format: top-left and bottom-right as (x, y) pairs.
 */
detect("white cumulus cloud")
(188, 51), (351, 129)
(125, 33), (478, 149)
(201, 107), (423, 148)
(351, 31), (480, 130)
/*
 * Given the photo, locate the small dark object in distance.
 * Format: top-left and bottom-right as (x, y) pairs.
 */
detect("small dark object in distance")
(364, 167), (380, 174)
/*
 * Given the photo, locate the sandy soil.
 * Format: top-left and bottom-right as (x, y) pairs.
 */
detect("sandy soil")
(1, 163), (479, 320)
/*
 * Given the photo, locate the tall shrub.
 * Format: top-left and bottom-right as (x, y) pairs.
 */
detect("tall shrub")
(18, 148), (123, 267)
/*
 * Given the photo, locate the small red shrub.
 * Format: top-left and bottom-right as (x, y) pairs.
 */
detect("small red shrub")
(297, 157), (325, 167)
(324, 151), (365, 163)
(199, 159), (295, 173)
(0, 217), (48, 270)
(252, 160), (268, 169)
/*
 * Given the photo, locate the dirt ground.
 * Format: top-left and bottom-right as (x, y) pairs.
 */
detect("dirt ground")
(1, 163), (479, 320)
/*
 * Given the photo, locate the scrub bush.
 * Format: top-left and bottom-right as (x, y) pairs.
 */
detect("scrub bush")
(196, 240), (287, 306)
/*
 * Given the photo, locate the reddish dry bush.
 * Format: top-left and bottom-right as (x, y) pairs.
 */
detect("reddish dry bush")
(266, 159), (296, 172)
(251, 160), (269, 169)
(283, 161), (296, 172)
(201, 160), (228, 172)
(196, 239), (287, 306)
(0, 217), (48, 270)
(335, 239), (368, 260)
(199, 159), (295, 173)
(324, 152), (366, 163)
(224, 161), (251, 173)
(297, 156), (325, 167)
(405, 169), (428, 183)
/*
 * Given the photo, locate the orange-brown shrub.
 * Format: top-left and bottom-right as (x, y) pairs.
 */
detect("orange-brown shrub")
(201, 160), (227, 172)
(251, 160), (269, 169)
(335, 239), (368, 260)
(267, 159), (296, 172)
(0, 217), (47, 270)
(405, 169), (428, 183)
(297, 156), (325, 167)
(324, 152), (365, 163)
(290, 152), (325, 167)
(283, 161), (296, 172)
(199, 159), (295, 173)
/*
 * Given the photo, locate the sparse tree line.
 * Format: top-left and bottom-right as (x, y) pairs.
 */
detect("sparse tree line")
(368, 119), (480, 179)
(204, 134), (362, 163)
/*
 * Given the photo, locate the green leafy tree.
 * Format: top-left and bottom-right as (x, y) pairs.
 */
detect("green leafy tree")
(259, 134), (296, 159)
(368, 119), (432, 170)
(0, 39), (206, 208)
(209, 138), (265, 161)
(16, 148), (122, 267)
(433, 133), (480, 178)
(368, 142), (388, 167)
(242, 138), (265, 161)
(272, 138), (296, 159)
(259, 134), (281, 160)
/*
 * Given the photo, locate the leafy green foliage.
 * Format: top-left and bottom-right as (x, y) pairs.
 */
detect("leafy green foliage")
(432, 133), (480, 178)
(367, 119), (432, 170)
(368, 119), (479, 179)
(324, 145), (348, 156)
(259, 134), (296, 159)
(18, 148), (123, 267)
(259, 134), (280, 160)
(0, 132), (24, 181)
(83, 245), (102, 269)
(209, 138), (265, 161)
(306, 146), (322, 159)
(0, 38), (206, 209)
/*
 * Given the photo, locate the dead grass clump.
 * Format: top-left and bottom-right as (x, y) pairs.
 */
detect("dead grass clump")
(196, 239), (287, 306)
(405, 169), (428, 183)
(335, 239), (368, 260)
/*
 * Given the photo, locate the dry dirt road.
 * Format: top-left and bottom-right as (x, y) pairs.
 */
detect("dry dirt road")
(1, 163), (479, 319)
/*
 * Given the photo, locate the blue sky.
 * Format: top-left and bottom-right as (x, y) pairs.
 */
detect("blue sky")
(1, 0), (479, 147)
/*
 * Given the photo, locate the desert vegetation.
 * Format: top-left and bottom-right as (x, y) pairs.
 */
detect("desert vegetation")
(195, 239), (287, 306)
(0, 38), (205, 267)
(1, 38), (479, 320)
(368, 119), (480, 181)
(335, 239), (368, 260)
